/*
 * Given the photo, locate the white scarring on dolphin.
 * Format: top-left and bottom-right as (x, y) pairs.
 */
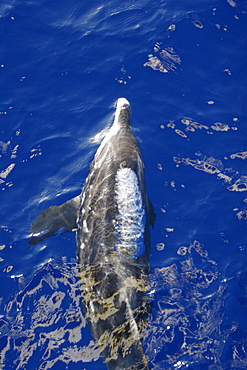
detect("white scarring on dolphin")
(29, 98), (155, 370)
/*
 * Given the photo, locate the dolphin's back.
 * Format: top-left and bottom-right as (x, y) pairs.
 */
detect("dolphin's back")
(77, 124), (146, 264)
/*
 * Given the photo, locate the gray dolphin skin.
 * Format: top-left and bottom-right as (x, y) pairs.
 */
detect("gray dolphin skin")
(29, 98), (155, 369)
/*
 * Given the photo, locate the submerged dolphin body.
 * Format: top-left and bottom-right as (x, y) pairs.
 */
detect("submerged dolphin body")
(30, 98), (154, 369)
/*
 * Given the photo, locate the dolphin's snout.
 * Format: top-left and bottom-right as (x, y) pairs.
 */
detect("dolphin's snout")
(115, 97), (130, 109)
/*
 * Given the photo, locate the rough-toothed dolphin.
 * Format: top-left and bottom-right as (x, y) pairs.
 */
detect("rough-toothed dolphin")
(29, 98), (155, 370)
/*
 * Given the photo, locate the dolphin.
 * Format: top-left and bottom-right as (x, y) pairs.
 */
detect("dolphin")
(29, 98), (155, 369)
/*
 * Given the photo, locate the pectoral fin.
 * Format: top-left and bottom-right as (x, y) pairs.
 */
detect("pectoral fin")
(29, 195), (81, 245)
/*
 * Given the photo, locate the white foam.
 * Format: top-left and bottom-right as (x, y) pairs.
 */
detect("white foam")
(114, 167), (146, 258)
(83, 219), (89, 233)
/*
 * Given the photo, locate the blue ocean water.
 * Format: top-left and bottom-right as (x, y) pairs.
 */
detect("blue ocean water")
(0, 0), (247, 369)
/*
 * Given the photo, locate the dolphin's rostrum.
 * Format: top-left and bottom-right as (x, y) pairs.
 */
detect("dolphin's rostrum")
(30, 98), (155, 369)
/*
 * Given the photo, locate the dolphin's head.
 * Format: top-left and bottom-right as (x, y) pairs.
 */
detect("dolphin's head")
(114, 97), (130, 127)
(94, 98), (131, 161)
